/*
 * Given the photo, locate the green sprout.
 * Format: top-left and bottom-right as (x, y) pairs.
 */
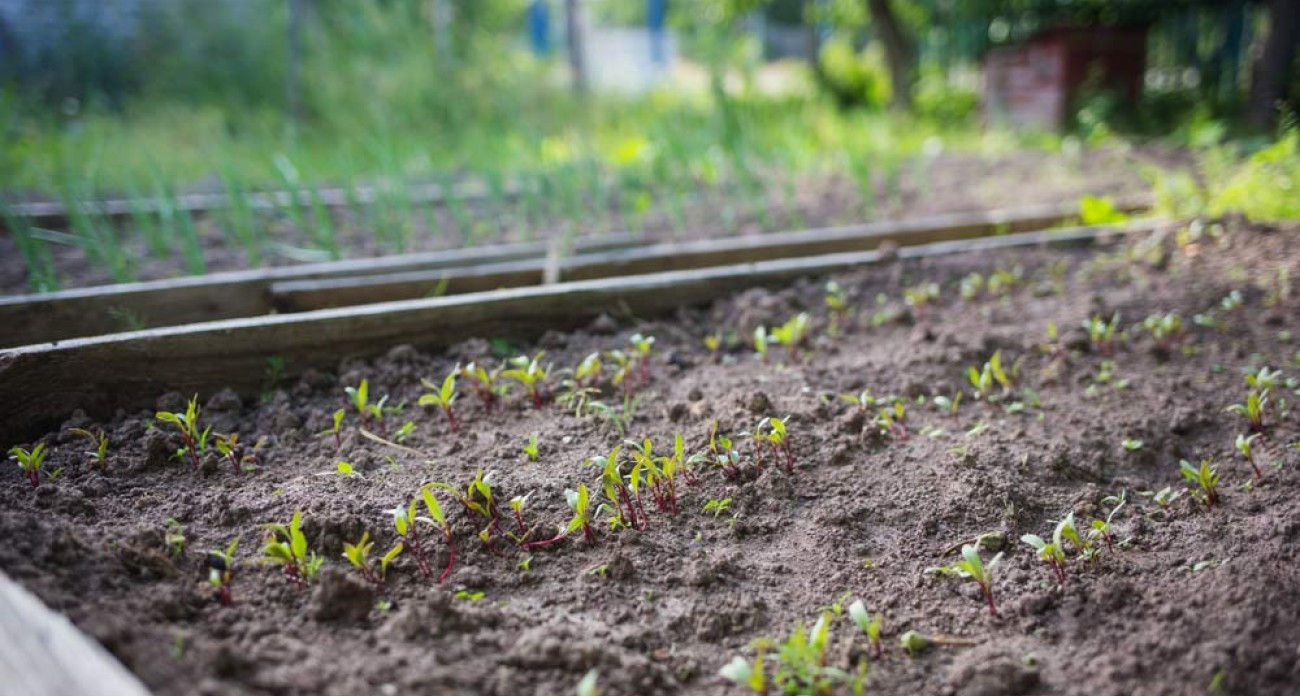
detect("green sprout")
(1089, 494), (1126, 553)
(967, 351), (1015, 401)
(1021, 523), (1069, 586)
(213, 433), (262, 475)
(927, 544), (1003, 617)
(418, 371), (460, 433)
(392, 421), (416, 443)
(1141, 312), (1184, 353)
(1122, 438), (1144, 452)
(848, 599), (883, 659)
(1235, 433), (1263, 480)
(345, 379), (400, 432)
(507, 494), (532, 540)
(1083, 313), (1122, 355)
(576, 668), (600, 696)
(872, 402), (909, 442)
(605, 349), (637, 394)
(502, 353), (553, 408)
(959, 273), (984, 300)
(1180, 459), (1221, 509)
(155, 395), (209, 470)
(261, 511), (323, 586)
(8, 443), (48, 489)
(586, 444), (644, 531)
(932, 392), (962, 417)
(459, 361), (507, 411)
(1226, 391), (1268, 433)
(753, 326), (770, 362)
(574, 352), (603, 388)
(704, 333), (723, 360)
(759, 416), (796, 473)
(839, 387), (878, 412)
(629, 333), (656, 386)
(904, 282), (940, 318)
(986, 266), (1023, 296)
(319, 409), (345, 450)
(825, 281), (850, 335)
(770, 313), (812, 359)
(206, 537), (239, 606)
(703, 497), (733, 518)
(68, 428), (110, 469)
(342, 530), (402, 588)
(523, 434), (540, 462)
(719, 653), (767, 695)
(525, 483), (606, 549)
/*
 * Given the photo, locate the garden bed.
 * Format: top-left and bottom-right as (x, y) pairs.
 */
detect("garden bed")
(2, 217), (1297, 696)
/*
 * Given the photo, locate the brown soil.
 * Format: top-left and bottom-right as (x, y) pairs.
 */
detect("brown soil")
(3, 218), (1297, 696)
(0, 147), (1160, 295)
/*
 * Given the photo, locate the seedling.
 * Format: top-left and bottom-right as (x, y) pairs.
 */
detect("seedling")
(213, 433), (262, 474)
(904, 282), (940, 319)
(588, 444), (644, 530)
(704, 497), (733, 518)
(872, 402), (909, 442)
(574, 353), (602, 388)
(1226, 391), (1268, 433)
(848, 600), (884, 659)
(1235, 433), (1263, 480)
(959, 273), (984, 300)
(1122, 438), (1144, 452)
(897, 630), (979, 656)
(760, 417), (796, 473)
(345, 379), (400, 432)
(8, 443), (48, 489)
(342, 531), (402, 588)
(825, 281), (850, 335)
(967, 351), (1015, 401)
(524, 483), (607, 548)
(605, 350), (637, 394)
(414, 485), (458, 583)
(503, 353), (553, 408)
(165, 519), (187, 557)
(1083, 313), (1122, 355)
(753, 326), (770, 362)
(68, 428), (109, 469)
(932, 392), (962, 417)
(261, 511), (323, 586)
(704, 334), (723, 360)
(1180, 459), (1221, 509)
(770, 313), (812, 359)
(629, 333), (656, 385)
(576, 668), (600, 696)
(1141, 312), (1184, 353)
(1021, 528), (1068, 586)
(319, 409), (345, 450)
(206, 537), (239, 606)
(507, 493), (532, 539)
(418, 372), (460, 433)
(987, 266), (1023, 296)
(459, 361), (507, 410)
(392, 421), (416, 443)
(719, 653), (767, 695)
(523, 434), (540, 462)
(1089, 494), (1126, 553)
(927, 544), (1003, 617)
(156, 395), (209, 470)
(839, 388), (879, 412)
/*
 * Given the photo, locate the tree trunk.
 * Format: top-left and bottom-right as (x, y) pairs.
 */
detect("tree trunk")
(1250, 0), (1300, 129)
(286, 0), (303, 126)
(566, 0), (588, 96)
(866, 0), (916, 111)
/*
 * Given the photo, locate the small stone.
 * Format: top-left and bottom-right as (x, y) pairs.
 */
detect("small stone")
(746, 391), (772, 415)
(589, 314), (618, 334)
(667, 403), (688, 423)
(687, 388), (704, 402)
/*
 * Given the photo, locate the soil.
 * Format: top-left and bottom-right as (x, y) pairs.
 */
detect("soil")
(3, 216), (1298, 696)
(0, 147), (1166, 295)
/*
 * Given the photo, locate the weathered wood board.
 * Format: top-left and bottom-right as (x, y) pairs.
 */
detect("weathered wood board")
(0, 570), (154, 696)
(0, 223), (1156, 442)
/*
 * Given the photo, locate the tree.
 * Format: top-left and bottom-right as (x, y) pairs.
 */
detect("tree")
(1250, 0), (1300, 129)
(865, 0), (917, 111)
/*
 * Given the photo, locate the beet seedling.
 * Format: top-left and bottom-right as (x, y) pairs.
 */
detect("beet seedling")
(418, 485), (458, 583)
(507, 494), (531, 539)
(418, 372), (461, 433)
(524, 483), (606, 549)
(839, 388), (879, 412)
(587, 444), (643, 530)
(1180, 459), (1221, 509)
(319, 409), (345, 450)
(206, 537), (239, 606)
(1089, 494), (1125, 553)
(719, 653), (767, 695)
(8, 443), (48, 489)
(156, 395), (208, 470)
(459, 361), (506, 411)
(1021, 530), (1068, 586)
(213, 433), (262, 474)
(1235, 433), (1263, 480)
(345, 379), (401, 433)
(872, 402), (909, 442)
(967, 351), (1014, 401)
(574, 352), (602, 388)
(1083, 313), (1121, 355)
(1141, 312), (1184, 353)
(770, 313), (812, 359)
(342, 531), (402, 588)
(261, 511), (323, 586)
(629, 333), (656, 385)
(904, 282), (940, 319)
(848, 599), (884, 659)
(503, 353), (553, 408)
(759, 417), (796, 473)
(927, 544), (1003, 617)
(523, 434), (540, 462)
(68, 428), (109, 469)
(1226, 391), (1268, 433)
(753, 326), (770, 362)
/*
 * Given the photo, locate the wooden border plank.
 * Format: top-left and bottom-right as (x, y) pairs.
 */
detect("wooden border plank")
(0, 570), (154, 696)
(0, 233), (642, 349)
(271, 201), (1145, 313)
(0, 222), (1159, 442)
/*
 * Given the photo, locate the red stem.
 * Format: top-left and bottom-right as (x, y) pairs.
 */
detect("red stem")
(981, 582), (999, 617)
(447, 408), (460, 433)
(436, 528), (456, 584)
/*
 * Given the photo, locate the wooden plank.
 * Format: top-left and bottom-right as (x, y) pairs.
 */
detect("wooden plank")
(4, 178), (510, 230)
(0, 233), (643, 349)
(0, 222), (1156, 442)
(271, 201), (1146, 313)
(0, 570), (154, 696)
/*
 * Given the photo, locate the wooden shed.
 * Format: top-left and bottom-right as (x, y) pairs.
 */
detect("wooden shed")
(982, 25), (1148, 131)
